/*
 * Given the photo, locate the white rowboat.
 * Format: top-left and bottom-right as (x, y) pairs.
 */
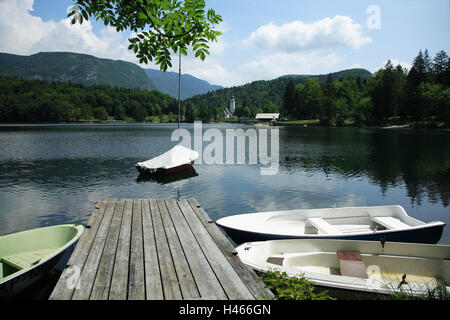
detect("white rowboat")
(135, 144), (199, 175)
(216, 205), (445, 244)
(236, 239), (450, 297)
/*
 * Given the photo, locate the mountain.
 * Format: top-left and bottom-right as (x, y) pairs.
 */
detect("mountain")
(0, 52), (156, 91)
(278, 68), (372, 82)
(144, 68), (223, 100)
(185, 68), (372, 111)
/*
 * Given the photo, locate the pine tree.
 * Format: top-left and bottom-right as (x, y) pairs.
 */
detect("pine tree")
(321, 75), (337, 125)
(407, 50), (427, 120)
(282, 79), (296, 119)
(423, 49), (433, 74)
(433, 50), (450, 86)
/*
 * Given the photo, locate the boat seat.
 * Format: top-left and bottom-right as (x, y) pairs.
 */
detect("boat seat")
(334, 224), (372, 234)
(1, 248), (58, 270)
(372, 216), (410, 230)
(306, 218), (342, 235)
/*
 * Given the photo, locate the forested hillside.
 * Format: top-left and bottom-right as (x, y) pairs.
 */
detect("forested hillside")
(0, 76), (176, 122)
(1, 49), (447, 126)
(281, 49), (450, 126)
(183, 68), (372, 121)
(184, 50), (449, 127)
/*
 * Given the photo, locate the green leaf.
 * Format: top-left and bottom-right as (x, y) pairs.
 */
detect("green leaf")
(73, 0), (223, 70)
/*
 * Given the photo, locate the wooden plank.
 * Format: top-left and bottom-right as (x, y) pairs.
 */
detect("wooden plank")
(150, 199), (182, 300)
(51, 197), (274, 301)
(128, 199), (146, 300)
(109, 198), (133, 300)
(158, 199), (200, 299)
(178, 199), (254, 300)
(72, 199), (117, 300)
(186, 199), (237, 255)
(90, 198), (125, 300)
(164, 199), (226, 300)
(141, 199), (164, 300)
(186, 198), (274, 300)
(337, 251), (369, 279)
(49, 198), (109, 300)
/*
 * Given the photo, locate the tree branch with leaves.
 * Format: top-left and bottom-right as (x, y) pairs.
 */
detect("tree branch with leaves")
(68, 0), (222, 71)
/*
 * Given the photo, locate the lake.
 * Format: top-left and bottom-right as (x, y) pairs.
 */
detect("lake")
(0, 123), (449, 244)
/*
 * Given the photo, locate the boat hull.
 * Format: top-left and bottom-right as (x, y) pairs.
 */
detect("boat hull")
(135, 160), (194, 176)
(0, 224), (84, 299)
(218, 223), (445, 245)
(0, 241), (78, 299)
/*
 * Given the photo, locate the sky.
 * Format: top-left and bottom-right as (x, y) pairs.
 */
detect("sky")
(0, 0), (449, 87)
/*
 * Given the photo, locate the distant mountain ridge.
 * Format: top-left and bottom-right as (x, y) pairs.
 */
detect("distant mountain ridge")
(0, 51), (223, 100)
(278, 68), (372, 82)
(144, 68), (223, 100)
(0, 52), (156, 91)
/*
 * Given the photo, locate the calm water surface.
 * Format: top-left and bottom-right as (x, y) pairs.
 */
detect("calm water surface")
(0, 123), (449, 244)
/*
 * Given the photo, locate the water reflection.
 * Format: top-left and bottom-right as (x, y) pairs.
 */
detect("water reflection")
(136, 167), (199, 185)
(278, 127), (450, 208)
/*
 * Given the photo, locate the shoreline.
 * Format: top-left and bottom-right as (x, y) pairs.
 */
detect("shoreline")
(0, 120), (448, 132)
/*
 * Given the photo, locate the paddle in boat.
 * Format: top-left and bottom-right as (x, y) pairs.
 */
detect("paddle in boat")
(0, 224), (84, 299)
(216, 205), (445, 244)
(135, 144), (199, 176)
(236, 238), (450, 297)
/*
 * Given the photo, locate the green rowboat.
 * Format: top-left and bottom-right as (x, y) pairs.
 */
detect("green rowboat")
(0, 224), (84, 299)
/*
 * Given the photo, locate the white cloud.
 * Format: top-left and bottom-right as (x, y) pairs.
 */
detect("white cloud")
(244, 16), (372, 53)
(175, 50), (346, 87)
(0, 0), (137, 63)
(238, 52), (345, 83)
(181, 55), (234, 86)
(383, 58), (412, 71)
(0, 0), (234, 84)
(0, 1), (370, 88)
(373, 58), (412, 73)
(0, 0), (50, 54)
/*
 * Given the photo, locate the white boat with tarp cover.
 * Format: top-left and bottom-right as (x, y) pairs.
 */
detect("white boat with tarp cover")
(216, 205), (445, 244)
(135, 144), (199, 175)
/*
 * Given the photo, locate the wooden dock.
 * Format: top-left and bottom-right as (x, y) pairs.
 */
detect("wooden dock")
(49, 198), (274, 300)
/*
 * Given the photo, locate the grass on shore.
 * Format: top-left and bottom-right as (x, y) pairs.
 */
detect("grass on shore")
(259, 270), (335, 300)
(259, 270), (450, 301)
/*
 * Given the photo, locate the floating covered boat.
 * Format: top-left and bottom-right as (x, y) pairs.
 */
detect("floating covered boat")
(236, 239), (450, 297)
(216, 205), (445, 244)
(135, 145), (199, 175)
(0, 224), (84, 299)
